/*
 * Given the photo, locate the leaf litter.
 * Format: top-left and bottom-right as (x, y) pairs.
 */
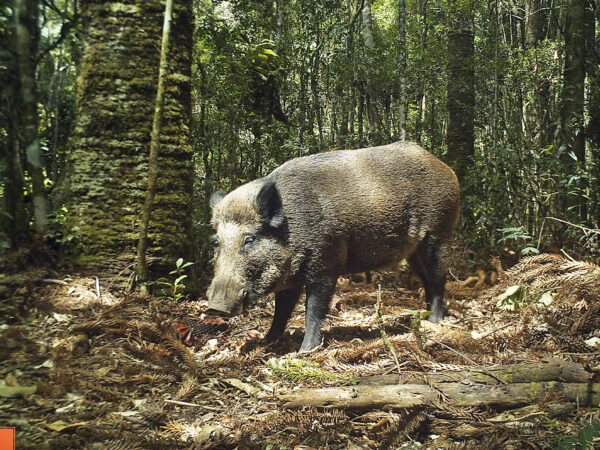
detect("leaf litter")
(1, 254), (599, 448)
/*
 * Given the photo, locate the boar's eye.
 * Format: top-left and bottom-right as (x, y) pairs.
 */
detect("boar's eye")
(243, 235), (255, 248)
(210, 235), (219, 248)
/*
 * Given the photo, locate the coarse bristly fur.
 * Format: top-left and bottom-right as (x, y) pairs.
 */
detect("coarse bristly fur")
(206, 142), (460, 351)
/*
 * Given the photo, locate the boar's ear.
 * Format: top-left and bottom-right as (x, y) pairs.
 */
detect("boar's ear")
(257, 181), (284, 229)
(209, 190), (226, 209)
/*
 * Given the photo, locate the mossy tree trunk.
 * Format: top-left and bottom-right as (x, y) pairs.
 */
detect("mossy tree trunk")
(67, 0), (193, 287)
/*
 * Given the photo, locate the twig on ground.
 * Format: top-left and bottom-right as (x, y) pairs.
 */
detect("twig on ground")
(164, 399), (202, 407)
(395, 321), (508, 385)
(375, 284), (402, 374)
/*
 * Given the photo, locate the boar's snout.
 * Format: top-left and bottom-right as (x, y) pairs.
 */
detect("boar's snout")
(206, 280), (248, 317)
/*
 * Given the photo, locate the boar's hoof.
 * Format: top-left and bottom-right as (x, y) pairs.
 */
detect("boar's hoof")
(427, 311), (444, 323)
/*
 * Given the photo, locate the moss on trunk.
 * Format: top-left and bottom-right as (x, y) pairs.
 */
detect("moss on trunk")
(67, 0), (193, 286)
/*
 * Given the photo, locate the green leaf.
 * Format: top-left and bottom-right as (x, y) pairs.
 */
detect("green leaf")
(176, 258), (183, 268)
(537, 291), (555, 307)
(174, 275), (188, 285)
(496, 285), (526, 311)
(261, 49), (278, 57)
(0, 384), (37, 398)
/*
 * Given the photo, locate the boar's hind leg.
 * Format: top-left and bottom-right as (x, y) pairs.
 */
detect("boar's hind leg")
(408, 235), (448, 323)
(300, 276), (338, 351)
(265, 286), (303, 343)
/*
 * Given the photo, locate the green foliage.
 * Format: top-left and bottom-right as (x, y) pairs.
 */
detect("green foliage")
(267, 358), (346, 384)
(47, 206), (76, 245)
(553, 422), (600, 450)
(497, 226), (539, 256)
(157, 258), (195, 301)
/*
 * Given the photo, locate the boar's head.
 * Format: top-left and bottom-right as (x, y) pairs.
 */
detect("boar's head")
(206, 180), (293, 316)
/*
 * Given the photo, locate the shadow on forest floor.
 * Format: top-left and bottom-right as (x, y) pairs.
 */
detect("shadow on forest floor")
(2, 253), (600, 448)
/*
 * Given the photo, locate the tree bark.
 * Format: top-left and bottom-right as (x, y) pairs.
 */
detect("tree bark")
(280, 381), (600, 410)
(14, 0), (48, 233)
(67, 0), (193, 287)
(279, 360), (595, 410)
(559, 0), (586, 219)
(1, 117), (27, 236)
(136, 0), (174, 294)
(446, 0), (475, 180)
(584, 0), (599, 227)
(560, 0), (586, 163)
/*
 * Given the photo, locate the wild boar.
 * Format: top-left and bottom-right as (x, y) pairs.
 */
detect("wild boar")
(206, 142), (460, 351)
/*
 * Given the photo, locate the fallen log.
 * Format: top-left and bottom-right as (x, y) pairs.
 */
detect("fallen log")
(279, 381), (600, 410)
(354, 358), (590, 386)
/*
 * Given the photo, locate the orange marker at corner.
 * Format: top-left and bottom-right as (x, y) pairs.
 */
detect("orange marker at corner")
(0, 428), (15, 450)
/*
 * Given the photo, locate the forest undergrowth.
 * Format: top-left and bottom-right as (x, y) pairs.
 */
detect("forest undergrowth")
(2, 251), (600, 449)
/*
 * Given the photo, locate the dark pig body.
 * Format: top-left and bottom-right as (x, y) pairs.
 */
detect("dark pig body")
(207, 142), (460, 351)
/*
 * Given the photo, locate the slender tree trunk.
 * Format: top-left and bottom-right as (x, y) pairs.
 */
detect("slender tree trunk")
(398, 0), (407, 141)
(560, 0), (586, 163)
(298, 58), (307, 155)
(358, 82), (365, 144)
(416, 0), (429, 145)
(67, 0), (193, 287)
(1, 119), (27, 236)
(14, 0), (48, 233)
(1, 36), (27, 237)
(311, 15), (324, 150)
(416, 91), (424, 144)
(446, 0), (475, 179)
(137, 0), (173, 294)
(274, 0), (283, 53)
(585, 0), (599, 226)
(362, 0), (381, 144)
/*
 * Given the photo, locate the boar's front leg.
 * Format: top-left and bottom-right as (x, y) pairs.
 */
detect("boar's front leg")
(300, 276), (337, 351)
(264, 286), (303, 343)
(408, 235), (448, 323)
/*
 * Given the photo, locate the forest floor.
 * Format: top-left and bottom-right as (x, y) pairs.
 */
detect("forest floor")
(2, 251), (600, 449)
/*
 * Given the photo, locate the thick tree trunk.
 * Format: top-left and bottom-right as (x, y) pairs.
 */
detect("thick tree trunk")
(67, 0), (193, 287)
(14, 0), (48, 233)
(446, 0), (474, 179)
(525, 0), (544, 47)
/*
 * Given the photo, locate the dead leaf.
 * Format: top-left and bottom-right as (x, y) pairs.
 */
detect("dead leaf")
(43, 420), (88, 432)
(223, 378), (260, 395)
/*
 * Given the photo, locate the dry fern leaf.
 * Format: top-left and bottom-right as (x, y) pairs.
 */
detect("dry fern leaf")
(162, 334), (198, 375)
(196, 348), (265, 370)
(174, 374), (198, 401)
(86, 382), (121, 401)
